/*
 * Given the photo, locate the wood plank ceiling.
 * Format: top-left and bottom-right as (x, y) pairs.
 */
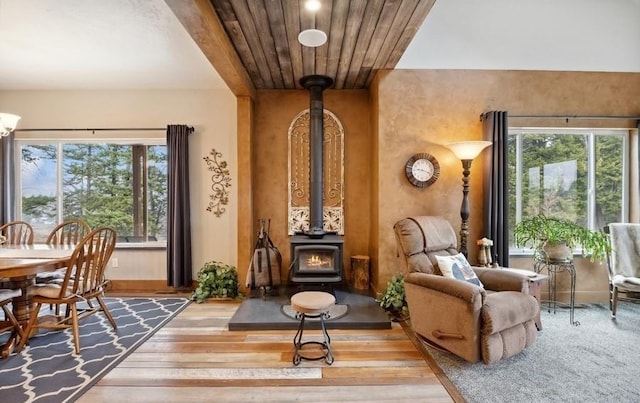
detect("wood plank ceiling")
(208, 0), (436, 90)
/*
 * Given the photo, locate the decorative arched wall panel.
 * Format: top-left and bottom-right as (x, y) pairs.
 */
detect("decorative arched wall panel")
(288, 109), (344, 235)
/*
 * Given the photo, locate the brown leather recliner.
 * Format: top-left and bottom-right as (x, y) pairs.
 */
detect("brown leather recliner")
(393, 216), (539, 364)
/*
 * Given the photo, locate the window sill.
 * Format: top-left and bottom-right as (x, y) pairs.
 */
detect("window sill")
(509, 249), (587, 258)
(115, 241), (167, 250)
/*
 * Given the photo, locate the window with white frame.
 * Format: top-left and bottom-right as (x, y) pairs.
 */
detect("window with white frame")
(17, 140), (167, 243)
(508, 128), (628, 252)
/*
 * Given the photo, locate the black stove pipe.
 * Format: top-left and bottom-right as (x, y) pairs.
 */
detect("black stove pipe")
(300, 75), (333, 238)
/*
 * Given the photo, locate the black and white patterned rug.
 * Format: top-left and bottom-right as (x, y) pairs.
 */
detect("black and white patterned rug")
(0, 297), (190, 403)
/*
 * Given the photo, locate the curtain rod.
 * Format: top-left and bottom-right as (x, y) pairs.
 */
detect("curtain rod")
(15, 126), (194, 132)
(16, 128), (164, 132)
(490, 114), (640, 121)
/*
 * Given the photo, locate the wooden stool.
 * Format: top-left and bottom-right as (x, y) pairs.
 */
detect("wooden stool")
(290, 291), (335, 365)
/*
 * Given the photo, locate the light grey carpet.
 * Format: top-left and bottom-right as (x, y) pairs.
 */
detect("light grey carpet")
(425, 302), (640, 403)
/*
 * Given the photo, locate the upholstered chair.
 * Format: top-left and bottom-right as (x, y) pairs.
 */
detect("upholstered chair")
(393, 216), (539, 364)
(604, 223), (640, 318)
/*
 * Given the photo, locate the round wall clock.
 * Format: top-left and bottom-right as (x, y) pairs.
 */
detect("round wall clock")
(405, 153), (440, 188)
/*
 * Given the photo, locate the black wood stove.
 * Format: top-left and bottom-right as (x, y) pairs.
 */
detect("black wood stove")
(289, 75), (344, 287)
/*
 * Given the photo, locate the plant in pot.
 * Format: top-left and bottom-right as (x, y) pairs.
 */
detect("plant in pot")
(514, 214), (610, 262)
(191, 261), (242, 303)
(377, 274), (409, 321)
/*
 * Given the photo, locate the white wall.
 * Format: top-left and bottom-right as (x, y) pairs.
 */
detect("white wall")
(0, 89), (237, 281)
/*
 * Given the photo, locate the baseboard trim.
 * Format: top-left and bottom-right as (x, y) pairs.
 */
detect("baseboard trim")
(108, 279), (195, 293)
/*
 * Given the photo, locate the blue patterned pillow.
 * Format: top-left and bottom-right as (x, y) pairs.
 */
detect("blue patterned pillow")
(435, 253), (484, 288)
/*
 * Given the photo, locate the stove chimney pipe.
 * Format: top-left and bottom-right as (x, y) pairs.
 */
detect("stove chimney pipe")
(300, 75), (333, 238)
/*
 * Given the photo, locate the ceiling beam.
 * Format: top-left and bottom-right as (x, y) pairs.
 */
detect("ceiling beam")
(165, 0), (256, 98)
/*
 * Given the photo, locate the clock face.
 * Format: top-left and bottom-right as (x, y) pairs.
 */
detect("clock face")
(405, 153), (440, 188)
(411, 158), (434, 182)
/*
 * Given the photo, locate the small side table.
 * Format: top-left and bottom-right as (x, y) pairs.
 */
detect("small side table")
(534, 258), (579, 326)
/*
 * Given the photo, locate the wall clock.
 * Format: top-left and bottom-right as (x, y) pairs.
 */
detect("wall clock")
(405, 153), (440, 188)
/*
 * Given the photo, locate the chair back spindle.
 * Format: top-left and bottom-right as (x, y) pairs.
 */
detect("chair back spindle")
(0, 221), (34, 245)
(46, 219), (91, 246)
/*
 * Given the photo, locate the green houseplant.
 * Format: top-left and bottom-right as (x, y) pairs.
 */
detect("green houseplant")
(191, 261), (242, 303)
(514, 214), (610, 261)
(377, 274), (409, 320)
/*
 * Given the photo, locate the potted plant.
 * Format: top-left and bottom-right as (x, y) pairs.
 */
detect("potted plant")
(191, 261), (242, 303)
(377, 274), (409, 321)
(514, 214), (610, 261)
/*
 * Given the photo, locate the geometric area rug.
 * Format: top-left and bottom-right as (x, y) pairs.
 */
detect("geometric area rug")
(0, 297), (190, 403)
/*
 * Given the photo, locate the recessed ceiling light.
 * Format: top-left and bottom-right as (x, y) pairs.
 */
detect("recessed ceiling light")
(298, 29), (327, 47)
(305, 0), (321, 12)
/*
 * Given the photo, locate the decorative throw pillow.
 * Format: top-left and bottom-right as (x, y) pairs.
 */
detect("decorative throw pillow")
(435, 253), (484, 288)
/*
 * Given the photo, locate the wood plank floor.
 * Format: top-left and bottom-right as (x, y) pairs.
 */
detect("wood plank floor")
(78, 300), (462, 402)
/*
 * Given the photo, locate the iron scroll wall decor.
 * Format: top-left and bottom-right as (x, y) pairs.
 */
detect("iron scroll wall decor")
(204, 148), (231, 217)
(287, 108), (345, 235)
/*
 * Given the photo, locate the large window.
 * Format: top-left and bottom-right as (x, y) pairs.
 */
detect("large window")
(508, 128), (628, 252)
(18, 140), (167, 243)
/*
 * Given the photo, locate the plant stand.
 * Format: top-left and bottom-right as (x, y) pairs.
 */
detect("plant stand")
(534, 257), (578, 326)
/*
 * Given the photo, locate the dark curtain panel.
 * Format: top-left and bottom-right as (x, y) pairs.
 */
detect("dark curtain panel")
(0, 133), (16, 224)
(482, 111), (510, 266)
(167, 125), (193, 287)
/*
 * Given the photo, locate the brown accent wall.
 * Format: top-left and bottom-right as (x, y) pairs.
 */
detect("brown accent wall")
(372, 69), (640, 298)
(246, 89), (371, 289)
(246, 70), (639, 301)
(237, 96), (254, 290)
(509, 256), (609, 304)
(369, 75), (381, 291)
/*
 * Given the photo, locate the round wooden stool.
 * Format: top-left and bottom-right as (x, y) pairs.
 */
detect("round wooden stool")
(290, 291), (336, 365)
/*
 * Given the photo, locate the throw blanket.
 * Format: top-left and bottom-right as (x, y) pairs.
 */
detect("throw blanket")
(609, 223), (640, 279)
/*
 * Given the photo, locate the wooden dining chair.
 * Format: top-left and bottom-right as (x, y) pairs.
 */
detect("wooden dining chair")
(39, 219), (92, 315)
(0, 221), (34, 290)
(0, 221), (34, 245)
(0, 288), (26, 359)
(46, 219), (91, 246)
(17, 227), (118, 355)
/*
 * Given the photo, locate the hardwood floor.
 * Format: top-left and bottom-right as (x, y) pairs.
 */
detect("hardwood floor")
(78, 299), (462, 402)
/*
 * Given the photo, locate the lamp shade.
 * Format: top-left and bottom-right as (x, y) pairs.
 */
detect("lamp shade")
(298, 29), (327, 47)
(0, 113), (21, 136)
(445, 141), (492, 160)
(305, 0), (321, 12)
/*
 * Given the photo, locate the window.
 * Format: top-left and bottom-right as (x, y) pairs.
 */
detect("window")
(18, 140), (167, 243)
(508, 128), (628, 252)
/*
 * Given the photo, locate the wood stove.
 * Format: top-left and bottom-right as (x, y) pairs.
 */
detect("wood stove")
(289, 74), (344, 287)
(290, 235), (343, 284)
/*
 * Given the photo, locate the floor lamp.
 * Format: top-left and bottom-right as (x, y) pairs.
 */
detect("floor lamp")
(445, 141), (492, 258)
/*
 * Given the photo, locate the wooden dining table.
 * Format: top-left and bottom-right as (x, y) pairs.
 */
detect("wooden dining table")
(0, 244), (75, 357)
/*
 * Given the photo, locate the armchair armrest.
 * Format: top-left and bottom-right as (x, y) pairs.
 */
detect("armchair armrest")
(404, 272), (484, 304)
(404, 271), (485, 363)
(473, 267), (529, 293)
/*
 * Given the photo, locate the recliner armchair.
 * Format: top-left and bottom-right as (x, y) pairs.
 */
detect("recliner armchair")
(393, 216), (539, 364)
